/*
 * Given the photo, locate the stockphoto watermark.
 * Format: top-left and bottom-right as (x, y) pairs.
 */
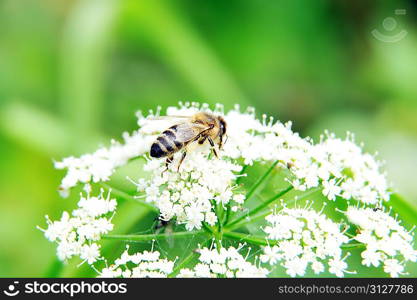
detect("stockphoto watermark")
(372, 9), (408, 43)
(2, 280), (127, 297)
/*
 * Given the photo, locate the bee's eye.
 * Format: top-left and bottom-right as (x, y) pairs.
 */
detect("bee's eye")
(220, 120), (226, 134)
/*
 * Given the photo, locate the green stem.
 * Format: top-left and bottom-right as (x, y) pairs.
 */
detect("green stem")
(234, 211), (271, 229)
(214, 231), (222, 253)
(202, 219), (221, 252)
(237, 164), (249, 185)
(224, 164), (249, 225)
(168, 238), (212, 277)
(127, 155), (147, 164)
(223, 231), (273, 246)
(224, 204), (232, 227)
(202, 222), (214, 234)
(214, 201), (223, 234)
(103, 230), (203, 242)
(245, 160), (279, 202)
(226, 185), (293, 230)
(99, 182), (158, 213)
(341, 243), (366, 250)
(168, 251), (198, 278)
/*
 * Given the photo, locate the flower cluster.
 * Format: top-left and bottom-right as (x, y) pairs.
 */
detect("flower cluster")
(346, 206), (417, 277)
(39, 190), (116, 264)
(98, 246), (175, 278)
(260, 206), (350, 277)
(178, 245), (269, 278)
(43, 102), (413, 278)
(134, 151), (245, 231)
(55, 132), (153, 197)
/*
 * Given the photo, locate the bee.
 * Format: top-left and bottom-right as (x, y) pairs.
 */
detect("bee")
(149, 112), (227, 171)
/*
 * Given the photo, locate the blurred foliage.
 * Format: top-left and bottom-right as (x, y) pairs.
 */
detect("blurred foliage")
(0, 0), (416, 276)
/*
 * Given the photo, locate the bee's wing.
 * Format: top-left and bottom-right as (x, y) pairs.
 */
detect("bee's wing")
(140, 116), (191, 134)
(146, 115), (191, 121)
(175, 122), (209, 143)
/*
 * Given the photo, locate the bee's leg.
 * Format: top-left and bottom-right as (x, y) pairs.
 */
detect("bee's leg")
(220, 134), (228, 150)
(207, 137), (219, 158)
(218, 134), (223, 150)
(177, 151), (187, 172)
(162, 155), (174, 175)
(198, 136), (207, 145)
(154, 217), (170, 230)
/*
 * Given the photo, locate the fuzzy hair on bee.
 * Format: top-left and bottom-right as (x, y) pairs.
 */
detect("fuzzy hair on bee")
(149, 112), (227, 171)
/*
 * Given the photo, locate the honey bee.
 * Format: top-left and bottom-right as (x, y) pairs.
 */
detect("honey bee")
(149, 112), (227, 171)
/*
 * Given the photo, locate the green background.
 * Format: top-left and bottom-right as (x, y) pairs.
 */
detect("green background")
(0, 0), (416, 277)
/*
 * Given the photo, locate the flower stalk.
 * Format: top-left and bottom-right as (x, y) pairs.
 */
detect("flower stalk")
(225, 185), (294, 230)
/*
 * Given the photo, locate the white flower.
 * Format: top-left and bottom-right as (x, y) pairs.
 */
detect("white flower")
(322, 179), (341, 201)
(361, 249), (382, 267)
(328, 258), (348, 277)
(283, 132), (389, 204)
(98, 246), (175, 278)
(55, 132), (153, 196)
(260, 246), (281, 265)
(38, 190), (116, 264)
(43, 212), (73, 242)
(383, 259), (404, 278)
(56, 240), (81, 261)
(261, 206), (350, 277)
(346, 206), (416, 277)
(184, 204), (205, 231)
(80, 243), (101, 264)
(205, 212), (218, 226)
(177, 268), (195, 278)
(177, 245), (268, 278)
(284, 257), (308, 277)
(311, 260), (324, 274)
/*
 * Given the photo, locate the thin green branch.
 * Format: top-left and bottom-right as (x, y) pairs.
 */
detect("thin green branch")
(226, 187), (320, 231)
(226, 185), (293, 230)
(213, 232), (222, 253)
(168, 250), (198, 278)
(245, 160), (279, 202)
(99, 182), (158, 213)
(214, 201), (223, 233)
(224, 164), (249, 225)
(237, 164), (249, 185)
(236, 211), (271, 229)
(201, 217), (221, 253)
(103, 230), (204, 242)
(128, 155), (147, 164)
(223, 231), (272, 246)
(168, 238), (212, 277)
(202, 222), (214, 234)
(341, 243), (366, 250)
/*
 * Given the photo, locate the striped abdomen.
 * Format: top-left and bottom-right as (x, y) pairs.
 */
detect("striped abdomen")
(150, 126), (184, 158)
